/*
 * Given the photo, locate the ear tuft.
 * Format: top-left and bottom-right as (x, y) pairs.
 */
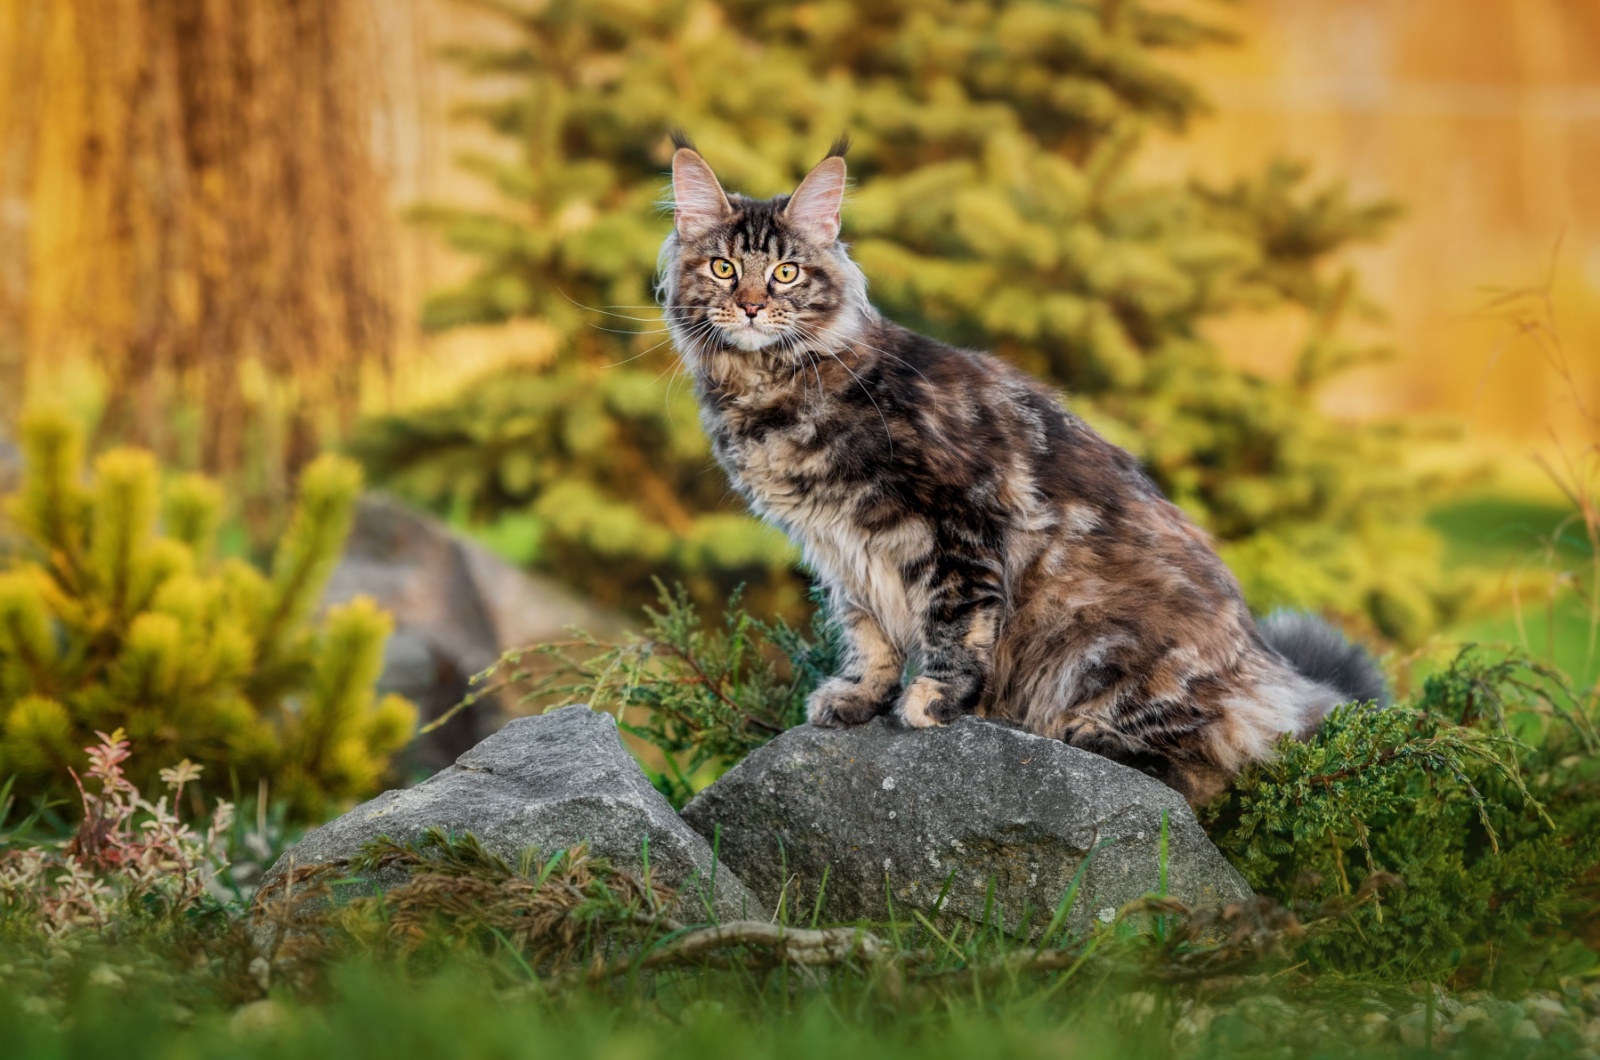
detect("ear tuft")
(784, 155), (846, 243)
(671, 148), (731, 237)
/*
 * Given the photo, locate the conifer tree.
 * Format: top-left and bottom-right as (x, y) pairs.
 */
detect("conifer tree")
(354, 0), (1452, 640)
(0, 409), (416, 819)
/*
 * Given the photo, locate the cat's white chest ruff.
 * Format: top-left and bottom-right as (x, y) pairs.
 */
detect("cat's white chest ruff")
(800, 515), (928, 651)
(734, 450), (928, 651)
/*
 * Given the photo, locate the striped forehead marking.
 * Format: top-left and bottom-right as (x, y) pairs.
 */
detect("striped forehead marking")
(721, 197), (803, 260)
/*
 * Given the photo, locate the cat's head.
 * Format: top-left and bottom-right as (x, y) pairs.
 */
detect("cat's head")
(657, 135), (871, 368)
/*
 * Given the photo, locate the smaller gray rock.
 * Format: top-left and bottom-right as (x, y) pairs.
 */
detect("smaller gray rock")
(321, 495), (621, 769)
(681, 716), (1251, 936)
(257, 706), (760, 923)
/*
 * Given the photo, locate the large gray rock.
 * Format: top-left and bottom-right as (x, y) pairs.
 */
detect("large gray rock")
(321, 495), (620, 769)
(681, 716), (1251, 936)
(258, 705), (761, 922)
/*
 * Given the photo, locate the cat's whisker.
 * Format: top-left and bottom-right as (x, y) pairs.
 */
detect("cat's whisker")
(664, 363), (686, 411)
(781, 337), (808, 405)
(649, 356), (683, 389)
(775, 327), (807, 393)
(591, 311), (673, 322)
(781, 322), (833, 401)
(600, 327), (701, 369)
(800, 318), (933, 385)
(650, 319), (716, 383)
(555, 289), (680, 324)
(589, 324), (672, 336)
(777, 323), (825, 403)
(795, 336), (824, 407)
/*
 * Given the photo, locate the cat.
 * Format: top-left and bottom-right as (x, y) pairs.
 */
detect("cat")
(656, 134), (1385, 804)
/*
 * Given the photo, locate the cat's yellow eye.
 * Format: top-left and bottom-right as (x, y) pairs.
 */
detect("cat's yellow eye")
(773, 262), (800, 283)
(710, 258), (737, 279)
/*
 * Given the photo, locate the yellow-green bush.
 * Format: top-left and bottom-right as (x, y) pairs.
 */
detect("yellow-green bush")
(0, 409), (416, 819)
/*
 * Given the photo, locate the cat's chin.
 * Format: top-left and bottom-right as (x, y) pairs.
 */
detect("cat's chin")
(723, 327), (782, 352)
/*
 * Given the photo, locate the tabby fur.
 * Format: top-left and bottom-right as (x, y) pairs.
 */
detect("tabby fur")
(657, 136), (1383, 804)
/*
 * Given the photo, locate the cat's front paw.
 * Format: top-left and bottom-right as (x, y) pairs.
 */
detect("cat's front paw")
(807, 678), (893, 728)
(895, 676), (964, 728)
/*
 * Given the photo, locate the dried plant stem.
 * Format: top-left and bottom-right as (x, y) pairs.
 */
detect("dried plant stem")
(1479, 257), (1600, 705)
(624, 921), (887, 971)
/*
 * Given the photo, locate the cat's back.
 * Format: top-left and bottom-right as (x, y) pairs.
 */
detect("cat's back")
(864, 322), (1162, 514)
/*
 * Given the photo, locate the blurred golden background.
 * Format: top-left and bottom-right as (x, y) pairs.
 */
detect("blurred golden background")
(1159, 0), (1600, 452)
(1, 0), (1595, 687)
(4, 0), (1595, 448)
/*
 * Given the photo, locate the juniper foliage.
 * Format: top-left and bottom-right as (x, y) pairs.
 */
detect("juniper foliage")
(0, 409), (417, 820)
(334, 828), (675, 974)
(1202, 648), (1600, 989)
(478, 582), (838, 806)
(351, 0), (1454, 640)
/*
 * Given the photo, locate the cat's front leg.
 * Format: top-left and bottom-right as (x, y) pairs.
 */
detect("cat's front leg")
(807, 604), (904, 728)
(897, 581), (1001, 728)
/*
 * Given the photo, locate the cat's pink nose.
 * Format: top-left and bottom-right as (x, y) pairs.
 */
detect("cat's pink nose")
(739, 301), (766, 318)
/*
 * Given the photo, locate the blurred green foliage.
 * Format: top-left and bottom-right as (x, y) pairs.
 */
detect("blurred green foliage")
(351, 370), (798, 611)
(0, 409), (417, 820)
(4, 952), (1583, 1060)
(353, 0), (1456, 639)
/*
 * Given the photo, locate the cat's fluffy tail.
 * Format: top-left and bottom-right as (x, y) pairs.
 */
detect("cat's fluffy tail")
(1257, 611), (1388, 711)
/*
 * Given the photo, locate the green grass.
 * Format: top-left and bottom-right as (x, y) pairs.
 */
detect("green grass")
(1429, 493), (1596, 686)
(0, 956), (1582, 1060)
(1426, 495), (1584, 571)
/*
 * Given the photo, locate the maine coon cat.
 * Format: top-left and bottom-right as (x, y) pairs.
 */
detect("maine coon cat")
(657, 135), (1385, 804)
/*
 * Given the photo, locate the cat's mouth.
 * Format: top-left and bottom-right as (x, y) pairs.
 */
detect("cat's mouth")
(722, 317), (783, 352)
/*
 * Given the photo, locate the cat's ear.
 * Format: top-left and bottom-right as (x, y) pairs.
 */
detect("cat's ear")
(784, 155), (846, 244)
(672, 148), (732, 237)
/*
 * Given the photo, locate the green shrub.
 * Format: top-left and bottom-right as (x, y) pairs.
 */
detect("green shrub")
(352, 0), (1458, 640)
(0, 409), (416, 820)
(1202, 648), (1600, 989)
(485, 583), (837, 806)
